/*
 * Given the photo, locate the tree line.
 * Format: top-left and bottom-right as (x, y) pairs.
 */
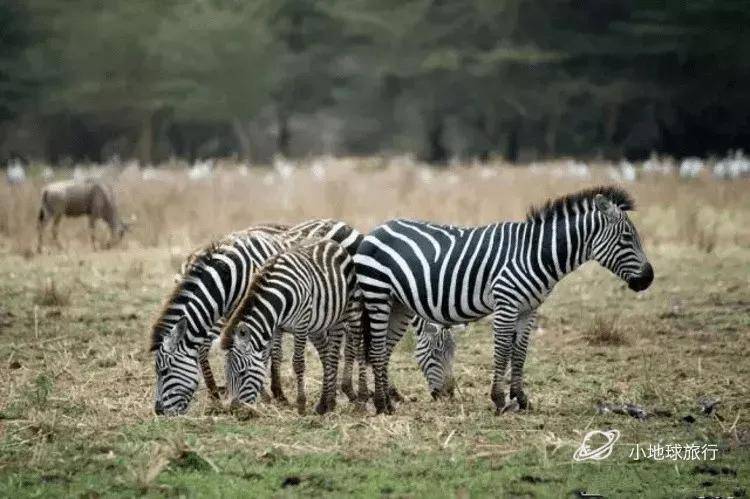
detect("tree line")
(1, 0), (748, 165)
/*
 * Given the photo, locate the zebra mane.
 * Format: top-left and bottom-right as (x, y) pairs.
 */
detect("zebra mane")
(149, 281), (185, 351)
(526, 185), (635, 222)
(181, 224), (290, 276)
(220, 251), (284, 350)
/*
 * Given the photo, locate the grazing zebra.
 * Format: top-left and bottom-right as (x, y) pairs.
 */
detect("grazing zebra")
(151, 220), (362, 416)
(221, 238), (358, 415)
(175, 222), (290, 401)
(412, 317), (463, 399)
(355, 186), (654, 414)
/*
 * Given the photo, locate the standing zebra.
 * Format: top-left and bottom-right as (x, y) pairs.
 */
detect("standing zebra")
(221, 238), (358, 414)
(355, 186), (654, 414)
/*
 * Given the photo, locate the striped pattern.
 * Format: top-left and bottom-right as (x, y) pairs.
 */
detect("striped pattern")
(355, 186), (654, 414)
(151, 220), (362, 416)
(412, 317), (460, 398)
(221, 239), (357, 415)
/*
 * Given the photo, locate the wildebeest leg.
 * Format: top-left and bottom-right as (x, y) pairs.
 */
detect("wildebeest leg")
(51, 215), (63, 249)
(37, 213), (49, 253)
(89, 216), (98, 250)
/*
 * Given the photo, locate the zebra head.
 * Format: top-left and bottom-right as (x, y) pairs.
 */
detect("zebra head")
(591, 194), (654, 292)
(223, 323), (267, 407)
(414, 321), (458, 399)
(153, 317), (200, 416)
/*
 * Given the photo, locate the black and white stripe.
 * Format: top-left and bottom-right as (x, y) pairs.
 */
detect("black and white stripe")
(151, 219), (361, 416)
(221, 238), (358, 415)
(355, 186), (654, 414)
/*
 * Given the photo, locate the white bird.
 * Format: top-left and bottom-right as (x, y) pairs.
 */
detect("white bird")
(73, 165), (87, 182)
(273, 156), (294, 180)
(41, 166), (55, 181)
(6, 161), (26, 185)
(188, 159), (214, 181)
(565, 160), (590, 179)
(679, 157), (704, 178)
(310, 159), (326, 182)
(619, 161), (637, 182)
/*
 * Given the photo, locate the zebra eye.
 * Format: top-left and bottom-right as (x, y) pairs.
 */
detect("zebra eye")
(621, 233), (633, 243)
(158, 367), (169, 377)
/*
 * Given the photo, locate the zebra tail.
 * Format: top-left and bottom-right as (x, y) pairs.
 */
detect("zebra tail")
(359, 295), (372, 364)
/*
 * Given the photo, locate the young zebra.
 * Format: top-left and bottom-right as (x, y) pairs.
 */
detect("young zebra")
(151, 219), (362, 416)
(412, 318), (463, 399)
(355, 186), (654, 414)
(221, 238), (358, 415)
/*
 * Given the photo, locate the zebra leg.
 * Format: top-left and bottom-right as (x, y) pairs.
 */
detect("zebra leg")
(269, 329), (288, 403)
(341, 319), (358, 403)
(199, 341), (220, 400)
(490, 303), (518, 415)
(509, 311), (536, 410)
(292, 333), (308, 415)
(363, 295), (393, 414)
(385, 312), (411, 403)
(315, 324), (344, 415)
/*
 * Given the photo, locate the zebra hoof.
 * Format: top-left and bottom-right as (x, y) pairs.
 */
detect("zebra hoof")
(373, 394), (393, 415)
(275, 394), (290, 405)
(357, 390), (372, 404)
(388, 386), (404, 403)
(510, 389), (529, 410)
(342, 384), (357, 403)
(296, 398), (307, 415)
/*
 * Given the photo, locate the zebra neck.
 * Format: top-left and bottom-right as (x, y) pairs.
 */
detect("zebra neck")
(548, 204), (598, 281)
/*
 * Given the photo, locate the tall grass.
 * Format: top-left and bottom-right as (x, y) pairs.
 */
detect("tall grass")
(2, 157), (748, 254)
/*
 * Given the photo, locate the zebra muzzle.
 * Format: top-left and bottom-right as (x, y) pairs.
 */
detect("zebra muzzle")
(627, 262), (654, 292)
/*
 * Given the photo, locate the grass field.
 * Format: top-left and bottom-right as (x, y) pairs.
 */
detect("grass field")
(1, 160), (749, 497)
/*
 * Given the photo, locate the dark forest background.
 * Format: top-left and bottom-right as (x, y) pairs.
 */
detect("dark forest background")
(1, 0), (748, 165)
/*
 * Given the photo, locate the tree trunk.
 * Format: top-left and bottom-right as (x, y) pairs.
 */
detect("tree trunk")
(426, 115), (448, 165)
(505, 116), (522, 163)
(544, 111), (560, 158)
(232, 118), (252, 161)
(276, 111), (290, 157)
(135, 112), (153, 165)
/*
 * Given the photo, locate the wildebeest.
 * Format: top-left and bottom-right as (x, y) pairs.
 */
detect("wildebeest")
(37, 179), (131, 252)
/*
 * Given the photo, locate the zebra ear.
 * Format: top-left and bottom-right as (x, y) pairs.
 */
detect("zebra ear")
(163, 317), (188, 352)
(594, 194), (622, 221)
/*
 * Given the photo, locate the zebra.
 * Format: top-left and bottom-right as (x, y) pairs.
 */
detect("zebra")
(151, 218), (453, 415)
(151, 220), (361, 416)
(221, 238), (358, 415)
(412, 317), (463, 399)
(354, 186), (654, 414)
(174, 222), (290, 402)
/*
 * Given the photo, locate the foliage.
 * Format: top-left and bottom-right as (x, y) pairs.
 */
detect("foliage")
(1, 0), (748, 163)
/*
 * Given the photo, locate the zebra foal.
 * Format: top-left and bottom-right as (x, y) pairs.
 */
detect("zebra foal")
(355, 186), (654, 414)
(221, 238), (358, 414)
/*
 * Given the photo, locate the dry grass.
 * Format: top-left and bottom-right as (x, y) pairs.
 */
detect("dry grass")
(1, 158), (749, 256)
(32, 279), (70, 308)
(0, 157), (749, 496)
(583, 316), (630, 346)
